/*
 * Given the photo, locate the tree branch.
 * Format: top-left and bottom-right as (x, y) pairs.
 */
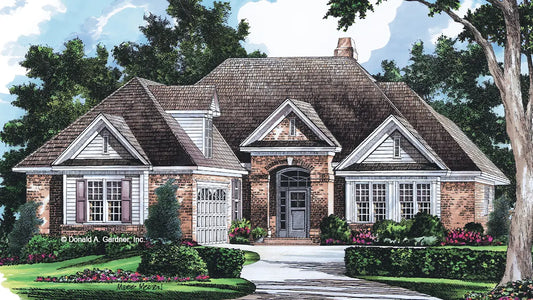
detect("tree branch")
(405, 0), (505, 90)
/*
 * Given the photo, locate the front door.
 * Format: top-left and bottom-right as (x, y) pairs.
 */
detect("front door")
(277, 168), (310, 238)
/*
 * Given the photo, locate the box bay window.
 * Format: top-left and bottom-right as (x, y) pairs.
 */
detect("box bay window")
(349, 180), (435, 223)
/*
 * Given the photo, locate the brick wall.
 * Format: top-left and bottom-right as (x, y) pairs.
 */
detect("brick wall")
(440, 182), (476, 229)
(27, 174), (62, 235)
(60, 224), (145, 236)
(263, 114), (312, 141)
(249, 154), (334, 239)
(474, 182), (493, 228)
(334, 176), (345, 219)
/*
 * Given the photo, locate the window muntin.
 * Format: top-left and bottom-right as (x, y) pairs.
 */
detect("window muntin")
(399, 183), (414, 219)
(373, 183), (387, 221)
(289, 118), (296, 136)
(355, 183), (370, 222)
(393, 135), (401, 158)
(87, 179), (122, 222)
(416, 183), (431, 214)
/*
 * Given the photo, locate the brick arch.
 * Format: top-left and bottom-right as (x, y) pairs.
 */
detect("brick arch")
(265, 158), (314, 173)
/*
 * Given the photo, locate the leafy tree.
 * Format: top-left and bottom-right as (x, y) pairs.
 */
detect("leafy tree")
(145, 179), (181, 241)
(374, 38), (516, 200)
(0, 39), (121, 235)
(326, 0), (533, 284)
(487, 195), (511, 238)
(7, 201), (43, 256)
(113, 0), (266, 85)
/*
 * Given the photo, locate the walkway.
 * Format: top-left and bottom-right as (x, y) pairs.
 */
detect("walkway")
(221, 244), (441, 300)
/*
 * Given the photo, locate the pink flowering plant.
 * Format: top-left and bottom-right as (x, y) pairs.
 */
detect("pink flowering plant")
(229, 218), (251, 244)
(351, 228), (376, 245)
(35, 268), (210, 283)
(0, 253), (58, 266)
(465, 279), (533, 299)
(442, 228), (497, 246)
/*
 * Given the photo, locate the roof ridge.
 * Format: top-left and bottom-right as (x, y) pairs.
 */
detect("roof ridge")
(137, 78), (200, 165)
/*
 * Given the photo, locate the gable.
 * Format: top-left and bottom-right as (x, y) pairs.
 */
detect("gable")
(362, 130), (430, 164)
(74, 128), (134, 160)
(337, 115), (447, 171)
(263, 112), (321, 142)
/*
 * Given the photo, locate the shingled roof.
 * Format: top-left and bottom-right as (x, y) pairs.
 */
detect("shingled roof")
(196, 57), (507, 182)
(16, 78), (243, 171)
(148, 85), (216, 111)
(196, 57), (401, 162)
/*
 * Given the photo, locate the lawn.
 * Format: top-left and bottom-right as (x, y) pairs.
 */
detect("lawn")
(361, 276), (496, 300)
(0, 250), (259, 299)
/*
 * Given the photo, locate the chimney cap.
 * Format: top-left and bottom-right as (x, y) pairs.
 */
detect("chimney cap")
(334, 37), (357, 60)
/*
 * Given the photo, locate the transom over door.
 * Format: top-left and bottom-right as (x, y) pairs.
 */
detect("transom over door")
(277, 168), (310, 238)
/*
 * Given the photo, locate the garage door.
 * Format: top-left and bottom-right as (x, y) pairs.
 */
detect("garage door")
(196, 186), (228, 244)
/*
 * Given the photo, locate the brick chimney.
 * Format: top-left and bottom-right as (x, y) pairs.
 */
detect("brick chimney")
(334, 37), (357, 60)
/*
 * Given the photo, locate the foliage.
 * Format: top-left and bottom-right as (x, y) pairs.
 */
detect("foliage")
(104, 233), (140, 256)
(465, 278), (533, 299)
(196, 247), (245, 278)
(22, 235), (62, 258)
(350, 228), (376, 245)
(229, 219), (251, 244)
(8, 201), (43, 256)
(345, 246), (506, 281)
(464, 222), (485, 235)
(319, 214), (352, 244)
(113, 0), (265, 85)
(0, 39), (120, 235)
(487, 195), (510, 238)
(251, 227), (267, 240)
(35, 268), (209, 283)
(443, 229), (496, 246)
(407, 212), (446, 239)
(372, 219), (413, 243)
(145, 179), (182, 242)
(137, 244), (207, 277)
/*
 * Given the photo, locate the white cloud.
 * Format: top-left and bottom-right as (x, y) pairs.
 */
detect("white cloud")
(0, 0), (66, 94)
(429, 0), (480, 43)
(237, 0), (403, 63)
(89, 1), (144, 40)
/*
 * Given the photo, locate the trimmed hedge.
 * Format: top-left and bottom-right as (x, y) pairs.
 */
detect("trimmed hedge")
(196, 247), (245, 278)
(138, 245), (207, 277)
(345, 246), (506, 281)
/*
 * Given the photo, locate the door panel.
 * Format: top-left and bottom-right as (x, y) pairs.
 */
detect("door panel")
(288, 191), (307, 237)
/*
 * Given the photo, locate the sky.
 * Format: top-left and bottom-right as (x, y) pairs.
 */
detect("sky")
(0, 0), (481, 161)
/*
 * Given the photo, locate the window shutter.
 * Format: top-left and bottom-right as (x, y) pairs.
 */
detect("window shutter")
(121, 179), (132, 223)
(76, 180), (87, 223)
(232, 179), (242, 220)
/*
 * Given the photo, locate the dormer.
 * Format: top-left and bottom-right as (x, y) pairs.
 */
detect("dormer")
(149, 85), (219, 158)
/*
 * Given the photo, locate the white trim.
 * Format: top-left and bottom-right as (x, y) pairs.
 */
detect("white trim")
(53, 114), (149, 166)
(53, 166), (151, 171)
(336, 170), (448, 177)
(139, 172), (144, 223)
(241, 147), (340, 153)
(62, 174), (67, 225)
(240, 99), (337, 147)
(151, 166), (247, 176)
(336, 115), (447, 170)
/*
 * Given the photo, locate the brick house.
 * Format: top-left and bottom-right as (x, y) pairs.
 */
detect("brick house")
(14, 38), (509, 244)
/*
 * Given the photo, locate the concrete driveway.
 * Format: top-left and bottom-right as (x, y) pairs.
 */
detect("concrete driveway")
(221, 244), (440, 300)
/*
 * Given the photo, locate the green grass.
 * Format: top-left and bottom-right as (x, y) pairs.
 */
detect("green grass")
(0, 252), (256, 299)
(440, 245), (507, 252)
(360, 276), (496, 300)
(243, 250), (260, 265)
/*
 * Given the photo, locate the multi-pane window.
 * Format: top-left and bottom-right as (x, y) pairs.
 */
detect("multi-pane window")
(289, 118), (296, 136)
(393, 135), (401, 158)
(87, 180), (122, 222)
(417, 183), (431, 214)
(373, 183), (387, 221)
(354, 184), (370, 222)
(204, 118), (213, 158)
(399, 183), (415, 219)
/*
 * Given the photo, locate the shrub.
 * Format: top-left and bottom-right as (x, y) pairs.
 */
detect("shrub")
(345, 246), (506, 281)
(83, 230), (110, 255)
(372, 219), (413, 243)
(251, 227), (267, 240)
(487, 195), (510, 238)
(35, 268), (209, 283)
(137, 244), (207, 277)
(229, 219), (251, 244)
(180, 238), (199, 247)
(407, 212), (446, 239)
(8, 202), (43, 256)
(464, 222), (484, 235)
(350, 228), (375, 245)
(22, 235), (62, 258)
(196, 247), (245, 278)
(145, 179), (182, 242)
(465, 279), (533, 299)
(319, 215), (351, 244)
(443, 228), (495, 246)
(104, 233), (140, 256)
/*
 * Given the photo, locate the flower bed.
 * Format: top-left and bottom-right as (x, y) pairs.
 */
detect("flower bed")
(442, 229), (497, 246)
(0, 253), (57, 266)
(465, 279), (533, 299)
(35, 268), (210, 283)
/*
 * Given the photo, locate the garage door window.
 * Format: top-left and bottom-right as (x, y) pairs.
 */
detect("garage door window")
(196, 185), (229, 244)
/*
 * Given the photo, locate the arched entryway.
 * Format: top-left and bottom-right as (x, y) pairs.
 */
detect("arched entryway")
(276, 167), (310, 238)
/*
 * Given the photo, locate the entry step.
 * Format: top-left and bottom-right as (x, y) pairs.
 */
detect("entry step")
(256, 237), (318, 245)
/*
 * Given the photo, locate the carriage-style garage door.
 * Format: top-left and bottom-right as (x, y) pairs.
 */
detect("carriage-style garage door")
(196, 185), (229, 244)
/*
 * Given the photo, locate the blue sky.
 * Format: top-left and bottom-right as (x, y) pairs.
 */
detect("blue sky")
(0, 0), (480, 160)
